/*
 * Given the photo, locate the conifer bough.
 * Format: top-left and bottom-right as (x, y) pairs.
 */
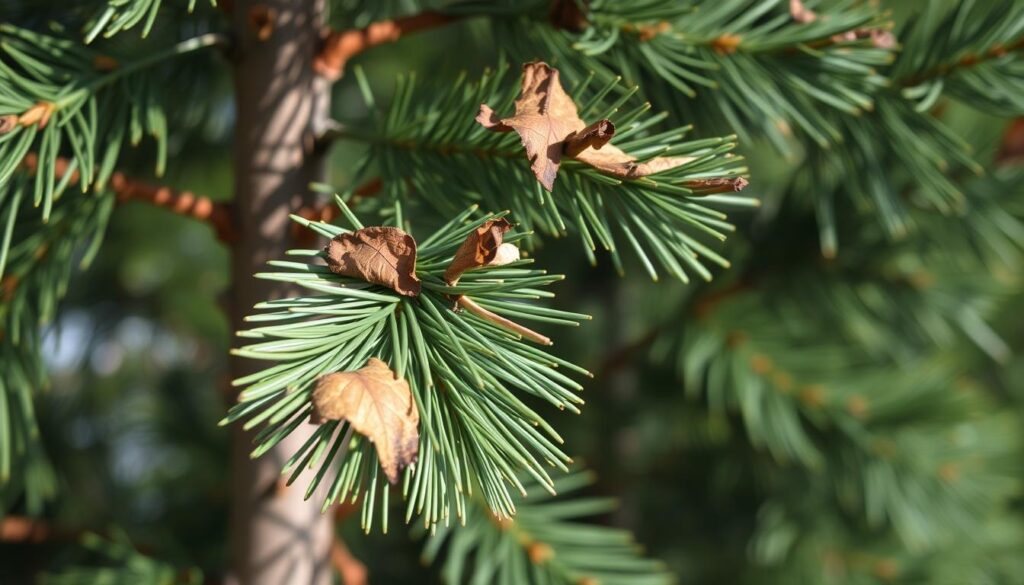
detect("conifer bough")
(3, 0), (1024, 584)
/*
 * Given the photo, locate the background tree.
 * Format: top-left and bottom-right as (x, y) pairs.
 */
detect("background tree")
(1, 0), (1024, 584)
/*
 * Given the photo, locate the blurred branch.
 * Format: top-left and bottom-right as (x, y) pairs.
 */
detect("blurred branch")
(900, 35), (1024, 86)
(0, 516), (69, 543)
(597, 278), (755, 378)
(330, 537), (368, 585)
(21, 154), (234, 242)
(329, 502), (367, 584)
(997, 118), (1024, 166)
(314, 12), (464, 80)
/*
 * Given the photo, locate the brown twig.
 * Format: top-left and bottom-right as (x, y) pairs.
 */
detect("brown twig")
(20, 154), (234, 242)
(329, 503), (367, 585)
(108, 173), (234, 242)
(314, 12), (463, 80)
(684, 176), (750, 195)
(457, 295), (552, 346)
(900, 36), (1024, 87)
(291, 177), (383, 247)
(996, 118), (1024, 166)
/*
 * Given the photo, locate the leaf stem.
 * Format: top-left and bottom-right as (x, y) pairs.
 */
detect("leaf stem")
(457, 295), (552, 346)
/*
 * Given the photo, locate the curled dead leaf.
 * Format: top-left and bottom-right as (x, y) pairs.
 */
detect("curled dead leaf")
(443, 218), (513, 285)
(0, 115), (17, 135)
(490, 243), (521, 266)
(564, 119), (614, 157)
(476, 62), (693, 190)
(325, 226), (421, 296)
(311, 358), (420, 484)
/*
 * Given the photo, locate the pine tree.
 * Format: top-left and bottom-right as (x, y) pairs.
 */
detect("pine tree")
(2, 0), (1023, 584)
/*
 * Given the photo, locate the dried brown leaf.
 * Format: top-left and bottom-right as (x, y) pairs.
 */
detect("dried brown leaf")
(311, 358), (420, 484)
(443, 218), (513, 284)
(477, 62), (692, 190)
(325, 226), (421, 297)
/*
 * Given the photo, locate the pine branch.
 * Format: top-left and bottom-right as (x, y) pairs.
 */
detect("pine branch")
(485, 0), (894, 150)
(85, 0), (220, 41)
(899, 35), (1024, 87)
(333, 63), (753, 282)
(0, 26), (226, 221)
(423, 469), (673, 585)
(226, 203), (593, 529)
(895, 1), (1024, 115)
(36, 531), (204, 585)
(314, 11), (464, 79)
(597, 276), (753, 378)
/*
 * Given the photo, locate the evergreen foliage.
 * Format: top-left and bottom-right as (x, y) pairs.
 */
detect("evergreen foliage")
(228, 205), (591, 529)
(2, 0), (1024, 583)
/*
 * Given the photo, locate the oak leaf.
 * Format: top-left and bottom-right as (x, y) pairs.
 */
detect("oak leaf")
(311, 358), (420, 484)
(443, 218), (514, 285)
(325, 226), (421, 296)
(477, 61), (692, 191)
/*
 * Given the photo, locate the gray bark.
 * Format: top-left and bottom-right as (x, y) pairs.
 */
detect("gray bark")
(226, 1), (333, 583)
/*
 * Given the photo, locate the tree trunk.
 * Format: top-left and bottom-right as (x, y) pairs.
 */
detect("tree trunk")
(226, 1), (333, 583)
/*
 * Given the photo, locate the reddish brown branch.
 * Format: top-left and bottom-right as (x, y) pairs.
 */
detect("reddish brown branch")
(291, 177), (382, 247)
(314, 12), (463, 80)
(0, 516), (71, 544)
(108, 173), (234, 242)
(330, 536), (368, 585)
(21, 154), (234, 242)
(294, 177), (382, 226)
(997, 118), (1024, 166)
